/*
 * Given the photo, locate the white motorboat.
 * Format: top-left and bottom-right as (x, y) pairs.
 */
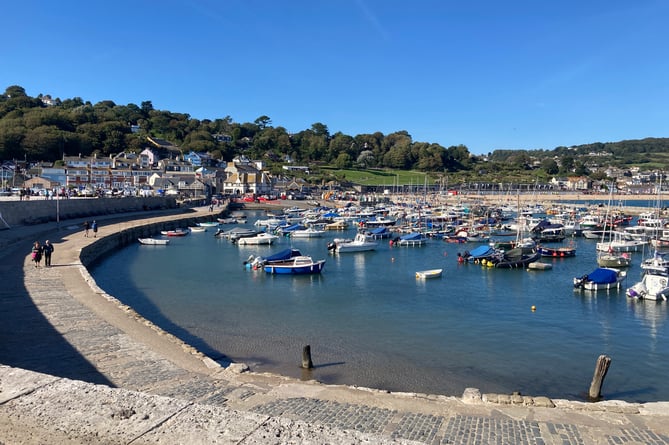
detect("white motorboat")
(160, 229), (189, 237)
(138, 238), (170, 245)
(627, 253), (669, 301)
(290, 227), (325, 238)
(236, 232), (279, 245)
(215, 227), (258, 240)
(627, 271), (669, 301)
(574, 267), (627, 291)
(327, 233), (378, 253)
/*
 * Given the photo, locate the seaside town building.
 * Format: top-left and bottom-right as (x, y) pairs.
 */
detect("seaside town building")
(5, 137), (275, 199)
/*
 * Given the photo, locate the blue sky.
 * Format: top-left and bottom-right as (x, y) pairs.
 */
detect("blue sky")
(4, 1), (668, 155)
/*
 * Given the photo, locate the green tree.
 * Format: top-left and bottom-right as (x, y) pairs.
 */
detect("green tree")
(254, 115), (272, 130)
(334, 153), (352, 169)
(0, 118), (27, 159)
(560, 155), (575, 173)
(541, 158), (559, 175)
(356, 150), (374, 168)
(23, 125), (64, 160)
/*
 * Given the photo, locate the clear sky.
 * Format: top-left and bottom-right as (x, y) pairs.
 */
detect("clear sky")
(4, 1), (668, 155)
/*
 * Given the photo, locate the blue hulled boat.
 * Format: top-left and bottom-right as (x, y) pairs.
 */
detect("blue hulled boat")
(264, 256), (326, 275)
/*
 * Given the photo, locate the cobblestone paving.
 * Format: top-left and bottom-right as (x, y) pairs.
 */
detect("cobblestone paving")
(392, 412), (443, 444)
(606, 428), (669, 445)
(252, 397), (396, 436)
(251, 398), (669, 445)
(442, 415), (543, 445)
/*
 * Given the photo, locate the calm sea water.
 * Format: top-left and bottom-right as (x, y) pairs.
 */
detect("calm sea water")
(91, 210), (669, 402)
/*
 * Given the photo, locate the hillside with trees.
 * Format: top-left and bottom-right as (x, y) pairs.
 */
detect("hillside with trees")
(2, 85), (668, 182)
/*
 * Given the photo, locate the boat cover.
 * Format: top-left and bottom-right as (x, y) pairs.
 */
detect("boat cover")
(264, 248), (302, 262)
(468, 245), (494, 258)
(281, 224), (306, 232)
(400, 232), (422, 240)
(587, 268), (618, 284)
(369, 227), (390, 235)
(531, 220), (564, 233)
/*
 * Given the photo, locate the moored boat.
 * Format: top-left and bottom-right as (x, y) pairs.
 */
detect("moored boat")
(461, 245), (495, 263)
(328, 233), (378, 253)
(626, 270), (669, 301)
(366, 226), (393, 239)
(415, 269), (443, 279)
(527, 261), (552, 270)
(324, 220), (348, 230)
(537, 245), (576, 258)
(290, 227), (325, 238)
(138, 237), (170, 245)
(264, 256), (326, 274)
(392, 232), (427, 247)
(215, 227), (258, 240)
(574, 267), (627, 291)
(596, 252), (632, 268)
(627, 253), (669, 301)
(489, 248), (541, 269)
(160, 229), (189, 237)
(245, 248), (304, 269)
(236, 232), (279, 245)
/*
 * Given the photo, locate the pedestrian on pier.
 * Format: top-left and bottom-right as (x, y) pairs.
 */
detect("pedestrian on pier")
(31, 241), (43, 268)
(83, 221), (90, 237)
(43, 240), (54, 267)
(92, 220), (98, 238)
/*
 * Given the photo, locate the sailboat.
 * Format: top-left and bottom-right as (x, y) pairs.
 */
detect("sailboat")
(627, 178), (669, 301)
(596, 185), (632, 268)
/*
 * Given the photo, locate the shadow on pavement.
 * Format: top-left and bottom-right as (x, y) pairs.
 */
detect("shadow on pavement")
(0, 234), (114, 387)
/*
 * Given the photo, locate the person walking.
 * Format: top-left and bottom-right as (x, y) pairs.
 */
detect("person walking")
(92, 220), (98, 238)
(84, 221), (90, 237)
(31, 241), (43, 268)
(43, 240), (54, 267)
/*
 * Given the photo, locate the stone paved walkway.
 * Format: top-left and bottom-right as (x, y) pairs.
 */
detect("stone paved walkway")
(1, 208), (669, 444)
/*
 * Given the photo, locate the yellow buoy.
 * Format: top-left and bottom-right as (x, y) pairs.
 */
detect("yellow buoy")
(531, 305), (537, 311)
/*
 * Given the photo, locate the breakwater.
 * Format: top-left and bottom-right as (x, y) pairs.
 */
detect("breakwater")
(0, 196), (178, 227)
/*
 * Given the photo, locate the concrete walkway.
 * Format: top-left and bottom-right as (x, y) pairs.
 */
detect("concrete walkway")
(1, 207), (668, 444)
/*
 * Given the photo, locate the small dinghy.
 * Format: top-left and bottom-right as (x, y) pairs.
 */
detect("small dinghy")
(415, 269), (443, 279)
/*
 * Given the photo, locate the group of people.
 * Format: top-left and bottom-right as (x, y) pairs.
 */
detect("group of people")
(30, 219), (101, 268)
(83, 220), (98, 237)
(31, 240), (54, 268)
(30, 220), (102, 267)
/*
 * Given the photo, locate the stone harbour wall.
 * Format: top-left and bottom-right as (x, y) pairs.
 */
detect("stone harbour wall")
(0, 196), (178, 227)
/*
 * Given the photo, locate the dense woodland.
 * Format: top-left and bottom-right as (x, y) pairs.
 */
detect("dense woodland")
(2, 85), (668, 182)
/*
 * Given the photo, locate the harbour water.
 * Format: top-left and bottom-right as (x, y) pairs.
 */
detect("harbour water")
(91, 209), (669, 403)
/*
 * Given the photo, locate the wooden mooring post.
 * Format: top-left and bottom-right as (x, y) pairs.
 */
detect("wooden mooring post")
(588, 354), (611, 400)
(301, 345), (314, 369)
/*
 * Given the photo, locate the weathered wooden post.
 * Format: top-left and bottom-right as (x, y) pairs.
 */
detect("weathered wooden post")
(588, 354), (611, 400)
(301, 345), (314, 369)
